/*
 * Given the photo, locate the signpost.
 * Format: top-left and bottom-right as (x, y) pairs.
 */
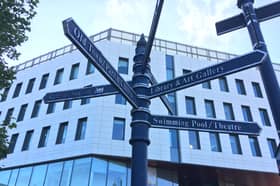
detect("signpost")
(44, 83), (120, 103)
(150, 115), (261, 136)
(216, 0), (280, 172)
(63, 18), (138, 108)
(43, 0), (280, 185)
(149, 50), (266, 98)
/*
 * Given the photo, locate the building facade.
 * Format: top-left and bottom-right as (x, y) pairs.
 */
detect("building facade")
(0, 28), (279, 186)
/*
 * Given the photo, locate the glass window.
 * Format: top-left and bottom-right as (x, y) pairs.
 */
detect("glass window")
(60, 160), (73, 186)
(166, 69), (174, 80)
(81, 85), (91, 105)
(17, 104), (28, 122)
(229, 134), (242, 154)
(63, 100), (72, 110)
(39, 73), (49, 90)
(235, 79), (246, 95)
(112, 118), (125, 140)
(252, 82), (263, 98)
(25, 78), (35, 94)
(70, 158), (92, 186)
(69, 63), (80, 80)
(182, 69), (192, 75)
(219, 77), (229, 92)
(46, 102), (56, 114)
(56, 122), (68, 144)
(259, 108), (271, 126)
(210, 133), (221, 152)
(223, 103), (235, 120)
(166, 55), (174, 70)
(12, 82), (22, 98)
(157, 168), (178, 186)
(167, 93), (177, 115)
(31, 100), (42, 118)
(118, 57), (129, 74)
(249, 137), (261, 157)
(8, 169), (19, 186)
(170, 130), (179, 162)
(0, 170), (10, 185)
(75, 117), (87, 140)
(38, 126), (50, 148)
(29, 164), (47, 186)
(5, 107), (14, 123)
(22, 130), (34, 151)
(44, 162), (63, 185)
(0, 87), (10, 102)
(89, 158), (107, 186)
(185, 96), (196, 115)
(241, 105), (253, 122)
(16, 167), (32, 186)
(267, 138), (277, 158)
(54, 68), (64, 85)
(8, 133), (19, 154)
(189, 131), (200, 149)
(107, 161), (127, 186)
(86, 60), (95, 75)
(202, 81), (211, 89)
(115, 94), (126, 105)
(205, 99), (216, 118)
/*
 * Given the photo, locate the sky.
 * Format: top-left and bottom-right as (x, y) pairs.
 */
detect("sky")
(7, 0), (280, 66)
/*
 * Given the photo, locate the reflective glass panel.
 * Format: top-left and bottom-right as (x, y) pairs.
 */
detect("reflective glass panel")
(229, 134), (242, 154)
(29, 164), (47, 186)
(112, 118), (125, 140)
(219, 77), (229, 92)
(189, 131), (200, 149)
(8, 168), (19, 186)
(210, 133), (221, 152)
(60, 160), (73, 186)
(249, 137), (261, 157)
(44, 162), (63, 185)
(267, 138), (277, 158)
(107, 161), (127, 186)
(259, 108), (271, 126)
(69, 63), (80, 80)
(86, 60), (95, 75)
(252, 82), (263, 98)
(242, 105), (253, 121)
(70, 158), (91, 186)
(39, 73), (49, 90)
(89, 158), (107, 186)
(185, 97), (196, 115)
(16, 167), (32, 186)
(118, 58), (129, 74)
(223, 103), (235, 120)
(0, 170), (11, 185)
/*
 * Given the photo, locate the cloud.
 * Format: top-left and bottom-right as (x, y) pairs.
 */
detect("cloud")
(105, 0), (154, 33)
(176, 0), (236, 51)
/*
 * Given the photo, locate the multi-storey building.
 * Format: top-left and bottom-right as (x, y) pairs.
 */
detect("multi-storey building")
(0, 28), (279, 186)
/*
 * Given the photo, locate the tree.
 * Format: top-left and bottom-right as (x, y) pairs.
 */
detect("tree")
(0, 0), (39, 159)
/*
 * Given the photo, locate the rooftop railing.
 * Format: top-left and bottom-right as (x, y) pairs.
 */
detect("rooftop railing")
(14, 28), (279, 72)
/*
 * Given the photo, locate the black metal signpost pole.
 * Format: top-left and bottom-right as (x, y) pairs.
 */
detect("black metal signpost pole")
(237, 0), (280, 134)
(130, 35), (151, 186)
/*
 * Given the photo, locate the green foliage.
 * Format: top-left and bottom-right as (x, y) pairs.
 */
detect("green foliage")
(0, 0), (39, 159)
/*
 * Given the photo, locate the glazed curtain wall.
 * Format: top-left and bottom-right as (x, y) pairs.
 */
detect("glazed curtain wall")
(0, 156), (178, 186)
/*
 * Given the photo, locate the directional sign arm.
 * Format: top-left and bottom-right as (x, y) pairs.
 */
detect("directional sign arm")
(148, 72), (175, 115)
(149, 50), (267, 98)
(43, 83), (120, 104)
(143, 0), (164, 72)
(216, 1), (280, 35)
(150, 115), (261, 135)
(63, 18), (138, 108)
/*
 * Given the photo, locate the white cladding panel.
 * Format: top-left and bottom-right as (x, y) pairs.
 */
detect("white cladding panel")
(0, 39), (279, 173)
